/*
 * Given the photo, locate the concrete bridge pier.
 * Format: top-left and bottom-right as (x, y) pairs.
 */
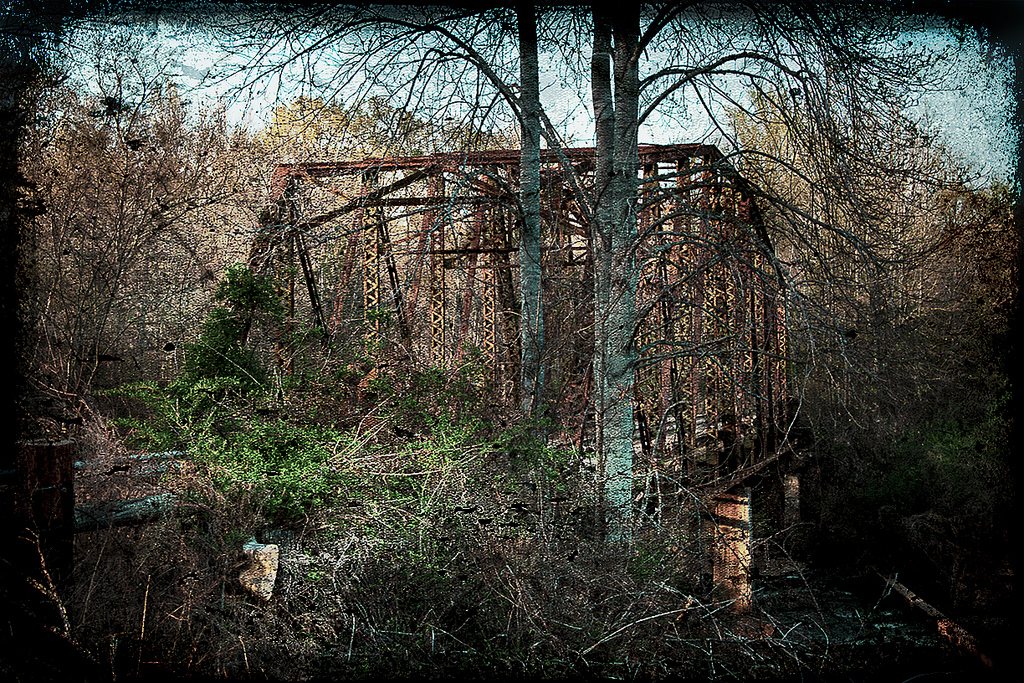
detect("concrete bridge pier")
(710, 487), (753, 612)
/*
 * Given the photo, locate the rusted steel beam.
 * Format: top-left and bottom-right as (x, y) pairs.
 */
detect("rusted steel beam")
(403, 231), (429, 338)
(260, 143), (788, 469)
(668, 157), (691, 465)
(330, 228), (360, 334)
(294, 230), (329, 343)
(430, 175), (447, 365)
(463, 172), (514, 198)
(269, 164), (292, 201)
(737, 190), (764, 443)
(493, 204), (520, 393)
(281, 224), (297, 374)
(361, 170), (382, 340)
(395, 244), (589, 258)
(481, 264), (497, 372)
(298, 166), (436, 230)
(347, 195), (504, 208)
(690, 154), (716, 449)
(747, 254), (766, 459)
(378, 211), (411, 346)
(251, 174), (300, 273)
(402, 170), (442, 340)
(773, 295), (788, 440)
(427, 246), (516, 256)
(635, 161), (660, 463)
(652, 165), (675, 458)
(270, 143), (724, 188)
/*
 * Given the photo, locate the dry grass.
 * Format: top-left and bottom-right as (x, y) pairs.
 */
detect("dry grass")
(63, 389), (915, 681)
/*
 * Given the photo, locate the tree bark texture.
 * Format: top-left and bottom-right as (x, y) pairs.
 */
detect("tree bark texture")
(517, 3), (545, 417)
(592, 6), (640, 543)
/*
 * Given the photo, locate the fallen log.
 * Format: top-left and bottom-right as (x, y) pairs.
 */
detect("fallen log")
(879, 571), (993, 669)
(74, 493), (178, 533)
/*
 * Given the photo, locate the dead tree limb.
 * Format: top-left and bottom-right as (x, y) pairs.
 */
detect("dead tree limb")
(879, 571), (993, 669)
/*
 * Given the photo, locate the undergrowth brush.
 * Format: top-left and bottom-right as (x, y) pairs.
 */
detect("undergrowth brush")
(68, 266), (838, 680)
(70, 391), (837, 681)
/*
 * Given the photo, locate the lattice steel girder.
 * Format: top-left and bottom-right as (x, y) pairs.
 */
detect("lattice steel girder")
(455, 201), (486, 361)
(635, 161), (664, 451)
(428, 173), (447, 364)
(481, 264), (497, 370)
(361, 170), (383, 338)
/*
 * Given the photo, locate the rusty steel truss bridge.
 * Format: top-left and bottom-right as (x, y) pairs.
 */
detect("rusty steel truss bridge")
(249, 143), (791, 481)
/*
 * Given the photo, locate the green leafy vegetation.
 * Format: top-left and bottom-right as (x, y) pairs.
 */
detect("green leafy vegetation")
(183, 264), (284, 390)
(856, 388), (1011, 521)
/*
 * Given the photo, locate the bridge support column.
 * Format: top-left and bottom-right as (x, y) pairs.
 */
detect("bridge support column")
(711, 487), (753, 612)
(361, 170), (382, 342)
(428, 175), (446, 365)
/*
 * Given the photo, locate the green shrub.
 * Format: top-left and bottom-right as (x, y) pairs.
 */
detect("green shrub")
(862, 392), (1009, 520)
(491, 417), (574, 492)
(104, 264), (362, 523)
(105, 375), (252, 451)
(183, 263), (283, 390)
(193, 418), (354, 522)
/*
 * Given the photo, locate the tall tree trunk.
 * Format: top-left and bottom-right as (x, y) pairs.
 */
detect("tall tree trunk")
(592, 5), (640, 543)
(591, 7), (614, 535)
(518, 3), (544, 417)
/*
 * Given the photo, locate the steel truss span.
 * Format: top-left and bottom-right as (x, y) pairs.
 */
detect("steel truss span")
(251, 144), (790, 482)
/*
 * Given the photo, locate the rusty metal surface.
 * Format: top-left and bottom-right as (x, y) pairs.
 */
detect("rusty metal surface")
(268, 144), (723, 192)
(254, 143), (791, 470)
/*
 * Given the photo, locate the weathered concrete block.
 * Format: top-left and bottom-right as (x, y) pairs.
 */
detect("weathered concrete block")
(240, 539), (279, 601)
(711, 488), (752, 612)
